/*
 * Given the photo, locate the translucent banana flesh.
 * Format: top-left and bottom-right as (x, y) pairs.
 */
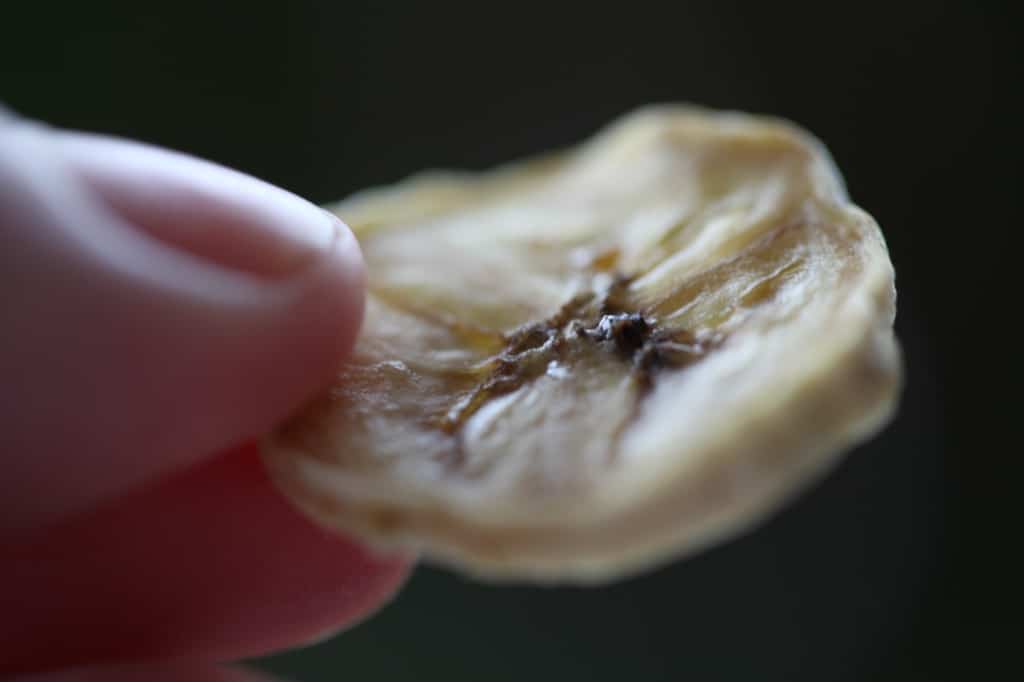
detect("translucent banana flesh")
(262, 106), (901, 583)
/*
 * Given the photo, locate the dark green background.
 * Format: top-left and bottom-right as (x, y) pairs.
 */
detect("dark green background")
(4, 1), (1007, 679)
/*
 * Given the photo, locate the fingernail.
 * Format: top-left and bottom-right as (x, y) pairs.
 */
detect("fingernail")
(200, 199), (342, 279)
(54, 131), (346, 279)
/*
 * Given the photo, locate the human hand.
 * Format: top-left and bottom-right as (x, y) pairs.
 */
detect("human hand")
(0, 108), (411, 680)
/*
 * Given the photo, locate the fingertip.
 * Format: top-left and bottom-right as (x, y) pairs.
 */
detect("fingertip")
(1, 126), (369, 536)
(300, 209), (367, 374)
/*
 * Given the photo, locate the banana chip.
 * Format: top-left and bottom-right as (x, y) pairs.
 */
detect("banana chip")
(262, 105), (901, 583)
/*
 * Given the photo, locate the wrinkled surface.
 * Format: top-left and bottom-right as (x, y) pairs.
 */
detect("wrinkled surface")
(263, 106), (901, 582)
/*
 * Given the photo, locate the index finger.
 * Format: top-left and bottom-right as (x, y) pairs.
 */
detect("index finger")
(1, 444), (412, 675)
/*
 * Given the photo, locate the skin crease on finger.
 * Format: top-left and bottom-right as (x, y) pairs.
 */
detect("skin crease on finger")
(0, 444), (412, 675)
(0, 119), (366, 536)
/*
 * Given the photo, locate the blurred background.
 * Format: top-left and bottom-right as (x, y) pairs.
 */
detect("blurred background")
(3, 0), (1009, 679)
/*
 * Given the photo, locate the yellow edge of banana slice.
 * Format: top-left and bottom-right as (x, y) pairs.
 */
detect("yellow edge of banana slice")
(262, 104), (902, 584)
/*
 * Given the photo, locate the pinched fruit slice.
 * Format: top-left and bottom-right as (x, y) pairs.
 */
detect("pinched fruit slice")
(262, 105), (901, 583)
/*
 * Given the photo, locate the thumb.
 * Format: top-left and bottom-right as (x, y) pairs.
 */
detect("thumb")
(0, 112), (365, 536)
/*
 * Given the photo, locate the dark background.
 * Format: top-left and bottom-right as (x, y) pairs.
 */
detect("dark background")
(3, 1), (1010, 679)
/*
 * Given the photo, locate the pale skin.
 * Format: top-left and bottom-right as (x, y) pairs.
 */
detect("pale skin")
(0, 109), (412, 680)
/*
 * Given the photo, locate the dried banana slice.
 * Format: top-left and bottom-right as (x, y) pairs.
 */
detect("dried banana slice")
(262, 105), (901, 583)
